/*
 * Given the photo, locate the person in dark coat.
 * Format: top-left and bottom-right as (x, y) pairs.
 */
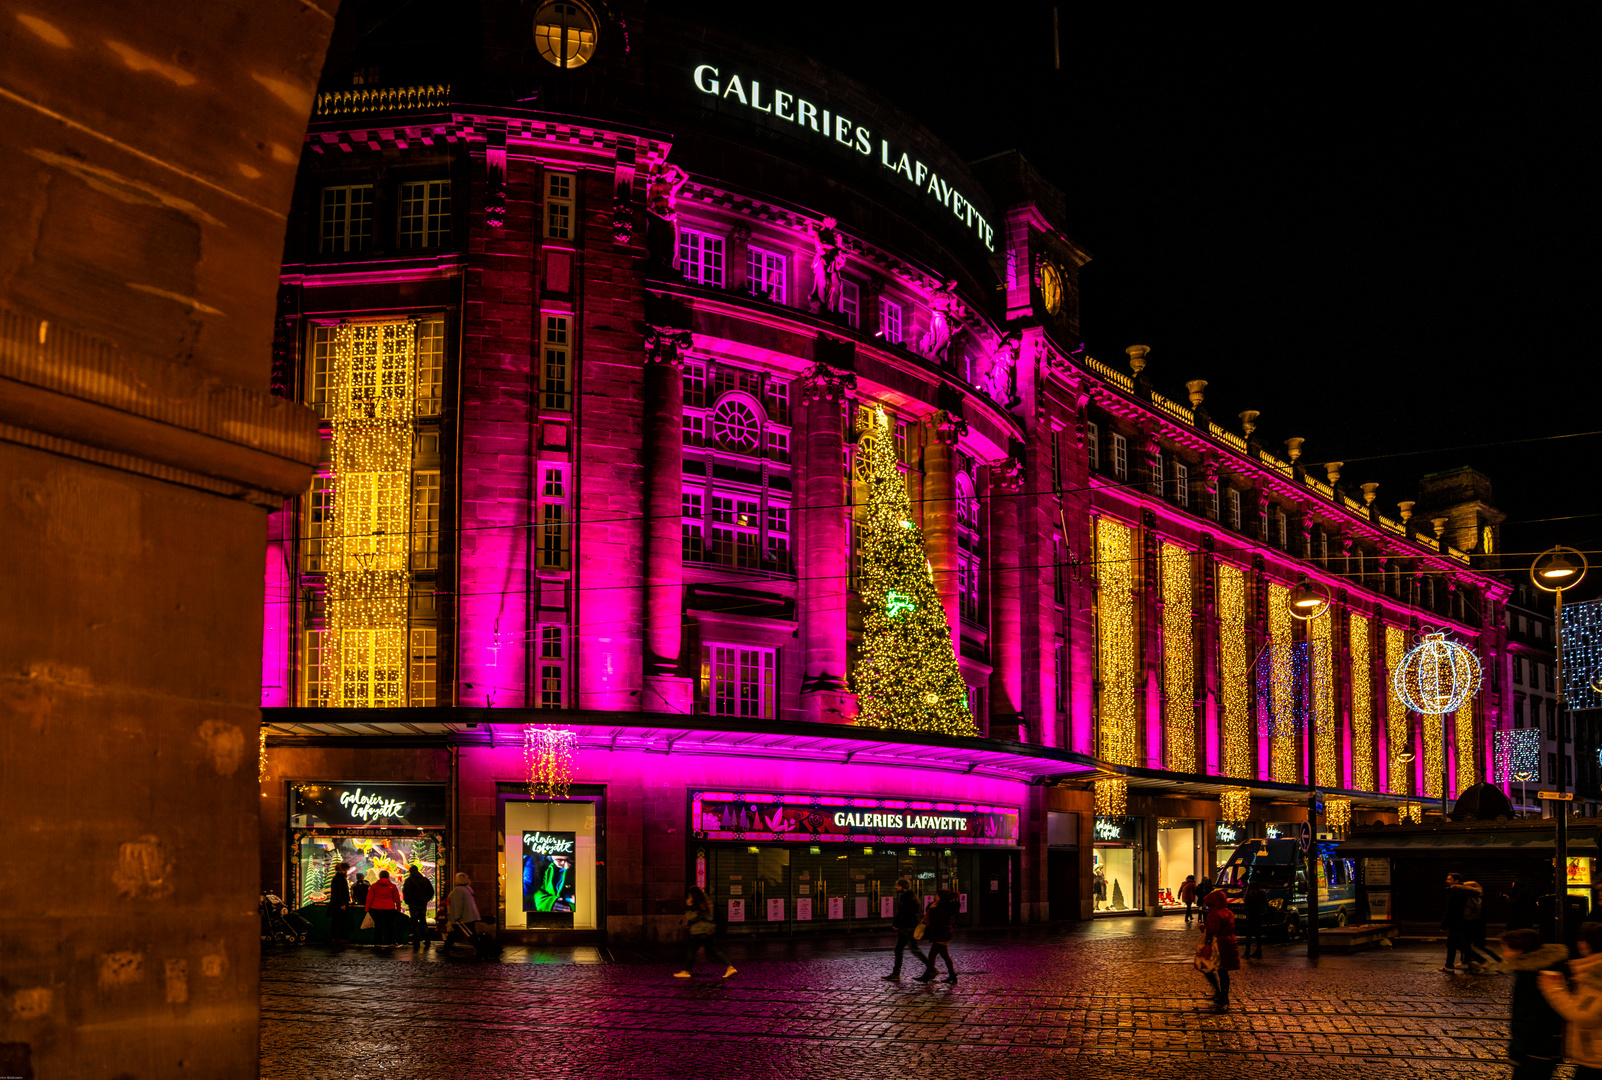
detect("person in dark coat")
(1501, 928), (1569, 1080)
(328, 864), (351, 943)
(351, 873), (371, 908)
(1200, 885), (1241, 1004)
(882, 877), (929, 982)
(1441, 872), (1473, 972)
(1178, 875), (1199, 924)
(1242, 880), (1268, 959)
(915, 889), (959, 984)
(403, 865), (436, 949)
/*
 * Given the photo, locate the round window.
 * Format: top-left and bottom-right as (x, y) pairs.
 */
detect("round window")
(533, 1), (598, 70)
(712, 399), (760, 452)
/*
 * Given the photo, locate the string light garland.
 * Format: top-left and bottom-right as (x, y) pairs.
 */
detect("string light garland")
(1456, 701), (1476, 793)
(1325, 796), (1352, 832)
(1350, 613), (1375, 791)
(1385, 626), (1410, 796)
(1219, 787), (1251, 823)
(1218, 563), (1252, 778)
(1096, 517), (1138, 771)
(1267, 583), (1296, 782)
(1094, 776), (1128, 818)
(259, 726), (269, 784)
(523, 726), (576, 799)
(1399, 802), (1424, 824)
(318, 321), (418, 708)
(1496, 728), (1541, 785)
(1311, 609), (1336, 787)
(1559, 598), (1602, 711)
(851, 407), (976, 735)
(1161, 543), (1194, 772)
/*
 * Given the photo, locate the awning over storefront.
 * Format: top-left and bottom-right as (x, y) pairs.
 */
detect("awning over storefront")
(261, 708), (1107, 785)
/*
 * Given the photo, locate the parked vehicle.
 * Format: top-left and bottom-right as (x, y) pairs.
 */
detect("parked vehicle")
(1214, 838), (1357, 935)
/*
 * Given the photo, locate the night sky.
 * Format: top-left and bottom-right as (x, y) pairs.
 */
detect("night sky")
(663, 1), (1599, 595)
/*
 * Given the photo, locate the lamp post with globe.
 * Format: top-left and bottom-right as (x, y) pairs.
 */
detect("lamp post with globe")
(1531, 545), (1590, 944)
(1288, 578), (1330, 960)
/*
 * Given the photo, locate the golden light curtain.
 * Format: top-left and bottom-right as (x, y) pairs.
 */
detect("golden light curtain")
(323, 321), (417, 708)
(1095, 518), (1138, 815)
(1268, 583), (1296, 782)
(1456, 701), (1476, 794)
(1161, 543), (1194, 772)
(1349, 613), (1374, 791)
(1218, 563), (1252, 778)
(1310, 609), (1336, 787)
(1386, 625), (1410, 795)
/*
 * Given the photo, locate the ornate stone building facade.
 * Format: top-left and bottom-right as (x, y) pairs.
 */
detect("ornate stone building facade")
(260, 4), (1512, 937)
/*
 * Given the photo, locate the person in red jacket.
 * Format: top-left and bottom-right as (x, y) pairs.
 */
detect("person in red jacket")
(365, 869), (403, 947)
(1199, 884), (1242, 1005)
(1178, 875), (1199, 924)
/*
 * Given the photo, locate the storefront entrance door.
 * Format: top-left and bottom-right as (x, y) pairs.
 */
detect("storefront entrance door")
(978, 851), (1013, 925)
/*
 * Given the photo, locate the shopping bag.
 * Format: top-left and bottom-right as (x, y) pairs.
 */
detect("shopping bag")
(1193, 939), (1219, 973)
(913, 922), (925, 941)
(360, 912), (376, 930)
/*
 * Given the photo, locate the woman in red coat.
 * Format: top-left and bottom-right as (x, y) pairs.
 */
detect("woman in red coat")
(1199, 885), (1241, 1003)
(365, 869), (403, 948)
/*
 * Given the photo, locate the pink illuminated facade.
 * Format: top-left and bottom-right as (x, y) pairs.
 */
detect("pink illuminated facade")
(260, 6), (1512, 937)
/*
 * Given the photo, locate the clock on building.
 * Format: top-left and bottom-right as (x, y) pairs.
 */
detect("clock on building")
(1039, 260), (1063, 316)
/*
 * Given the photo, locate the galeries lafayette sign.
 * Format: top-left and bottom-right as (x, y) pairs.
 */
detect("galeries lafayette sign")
(691, 791), (1019, 846)
(691, 65), (996, 252)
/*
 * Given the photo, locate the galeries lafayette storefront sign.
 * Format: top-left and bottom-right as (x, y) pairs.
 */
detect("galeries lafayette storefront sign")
(691, 791), (1019, 846)
(690, 65), (995, 252)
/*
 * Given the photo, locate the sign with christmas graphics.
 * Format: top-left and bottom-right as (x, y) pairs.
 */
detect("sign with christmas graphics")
(690, 791), (1019, 847)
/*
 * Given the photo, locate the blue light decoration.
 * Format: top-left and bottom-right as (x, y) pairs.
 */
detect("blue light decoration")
(1561, 598), (1602, 712)
(1253, 642), (1332, 737)
(1495, 727), (1542, 785)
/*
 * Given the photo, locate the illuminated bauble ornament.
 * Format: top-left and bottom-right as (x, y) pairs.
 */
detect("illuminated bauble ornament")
(1392, 632), (1482, 716)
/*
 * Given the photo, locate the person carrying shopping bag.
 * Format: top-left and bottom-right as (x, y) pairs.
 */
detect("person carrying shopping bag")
(1196, 883), (1240, 1005)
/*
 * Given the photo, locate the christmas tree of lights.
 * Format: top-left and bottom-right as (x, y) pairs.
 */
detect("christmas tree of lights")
(852, 406), (977, 736)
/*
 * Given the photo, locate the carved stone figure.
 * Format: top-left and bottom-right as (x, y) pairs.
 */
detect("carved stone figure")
(918, 280), (964, 361)
(644, 162), (689, 271)
(981, 333), (1020, 407)
(808, 217), (843, 314)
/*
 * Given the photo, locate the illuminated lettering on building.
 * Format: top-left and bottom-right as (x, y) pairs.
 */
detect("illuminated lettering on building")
(339, 787), (408, 823)
(831, 811), (969, 832)
(691, 65), (995, 252)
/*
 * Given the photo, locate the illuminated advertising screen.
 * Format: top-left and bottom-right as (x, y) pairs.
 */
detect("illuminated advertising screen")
(522, 831), (577, 926)
(690, 792), (1019, 846)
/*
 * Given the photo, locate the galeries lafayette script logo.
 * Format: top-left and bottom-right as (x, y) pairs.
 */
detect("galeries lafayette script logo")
(339, 788), (409, 822)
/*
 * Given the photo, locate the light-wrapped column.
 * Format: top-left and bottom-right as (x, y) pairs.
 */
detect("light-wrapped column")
(1161, 542), (1194, 772)
(1218, 562), (1252, 779)
(1349, 613), (1374, 790)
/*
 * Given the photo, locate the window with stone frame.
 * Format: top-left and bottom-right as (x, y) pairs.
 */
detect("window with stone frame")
(704, 643), (777, 718)
(747, 246), (787, 303)
(397, 179), (451, 248)
(1173, 460), (1189, 507)
(880, 300), (904, 344)
(1228, 487), (1242, 531)
(1086, 420), (1099, 471)
(537, 465), (570, 570)
(956, 470), (984, 626)
(1110, 432), (1128, 481)
(841, 279), (860, 327)
(321, 184), (373, 254)
(409, 628), (437, 707)
(537, 624), (566, 708)
(541, 314), (572, 411)
(678, 230), (725, 287)
(544, 172), (575, 241)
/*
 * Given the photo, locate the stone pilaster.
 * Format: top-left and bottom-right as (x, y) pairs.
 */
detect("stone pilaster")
(641, 326), (694, 712)
(798, 362), (855, 721)
(922, 410), (966, 659)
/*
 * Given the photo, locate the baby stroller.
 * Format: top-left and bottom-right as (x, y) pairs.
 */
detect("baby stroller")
(260, 891), (309, 944)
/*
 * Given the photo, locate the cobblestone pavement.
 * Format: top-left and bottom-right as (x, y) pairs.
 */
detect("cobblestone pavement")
(261, 915), (1537, 1080)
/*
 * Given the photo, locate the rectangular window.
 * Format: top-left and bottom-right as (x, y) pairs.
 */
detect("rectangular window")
(706, 644), (776, 718)
(1546, 664), (1555, 691)
(337, 627), (407, 708)
(397, 179), (451, 248)
(683, 413), (705, 447)
(1173, 461), (1189, 507)
(1320, 531), (1329, 566)
(1277, 509), (1288, 549)
(409, 628), (437, 707)
(1053, 536), (1065, 602)
(1110, 433), (1128, 480)
(678, 230), (725, 287)
(841, 280), (860, 327)
(765, 504), (791, 572)
(681, 490), (704, 563)
(537, 625), (566, 708)
(1514, 658), (1524, 685)
(709, 494), (762, 569)
(766, 428), (790, 464)
(302, 630), (325, 706)
(544, 172), (574, 241)
(307, 325), (336, 418)
(1051, 435), (1062, 494)
(958, 555), (981, 623)
(1229, 488), (1242, 530)
(303, 475), (334, 572)
(1086, 420), (1099, 470)
(415, 318), (445, 417)
(895, 421), (908, 465)
(683, 362), (706, 408)
(747, 246), (787, 303)
(1210, 483), (1220, 520)
(880, 300), (903, 344)
(538, 466), (570, 570)
(320, 185), (373, 254)
(541, 315), (571, 411)
(410, 471), (440, 571)
(764, 379), (790, 424)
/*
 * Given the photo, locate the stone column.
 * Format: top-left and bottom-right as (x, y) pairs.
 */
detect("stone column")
(798, 362), (855, 722)
(922, 411), (966, 658)
(988, 457), (1026, 739)
(641, 327), (693, 712)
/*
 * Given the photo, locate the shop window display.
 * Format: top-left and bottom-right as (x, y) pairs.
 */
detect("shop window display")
(504, 800), (597, 929)
(297, 834), (441, 921)
(1156, 820), (1200, 910)
(1092, 817), (1142, 913)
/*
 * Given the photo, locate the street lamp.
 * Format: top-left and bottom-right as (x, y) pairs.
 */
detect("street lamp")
(1288, 578), (1331, 621)
(1398, 749), (1419, 823)
(1532, 545), (1589, 945)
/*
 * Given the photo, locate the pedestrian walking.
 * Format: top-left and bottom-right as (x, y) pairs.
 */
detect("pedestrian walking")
(1463, 880), (1493, 972)
(1197, 883), (1241, 1004)
(882, 877), (929, 982)
(444, 872), (482, 950)
(1242, 879), (1268, 959)
(914, 889), (959, 984)
(1441, 872), (1478, 972)
(1539, 922), (1602, 1080)
(1179, 875), (1199, 924)
(327, 863), (351, 944)
(365, 869), (402, 947)
(674, 886), (736, 979)
(403, 865), (436, 948)
(1501, 927), (1569, 1080)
